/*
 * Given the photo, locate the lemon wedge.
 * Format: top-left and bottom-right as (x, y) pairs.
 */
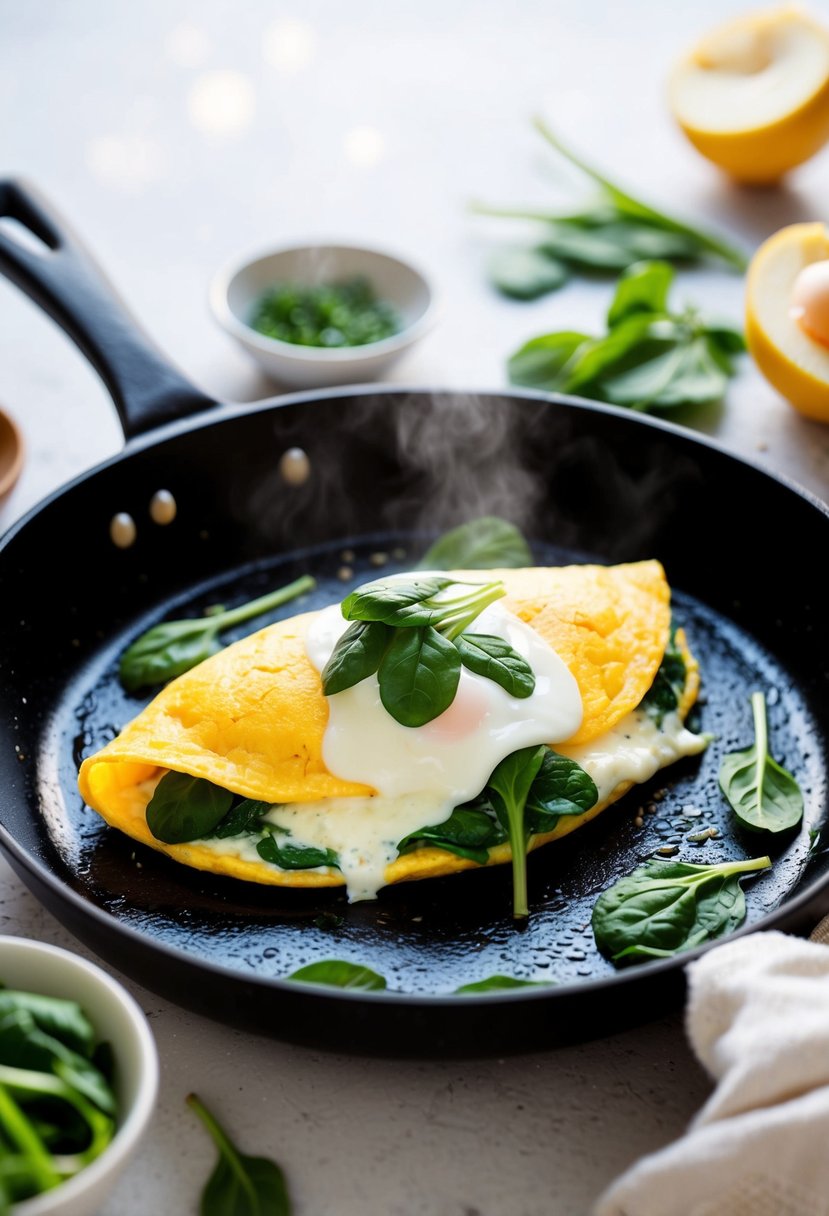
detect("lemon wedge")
(746, 221), (829, 421)
(670, 7), (829, 183)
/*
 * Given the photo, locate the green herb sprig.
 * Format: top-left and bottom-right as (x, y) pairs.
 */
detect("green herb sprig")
(475, 117), (747, 300)
(592, 855), (772, 965)
(119, 575), (315, 693)
(187, 1094), (290, 1216)
(719, 692), (804, 834)
(508, 259), (744, 413)
(322, 575), (536, 727)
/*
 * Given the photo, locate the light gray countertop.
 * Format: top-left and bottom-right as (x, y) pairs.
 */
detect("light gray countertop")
(1, 2), (828, 1212)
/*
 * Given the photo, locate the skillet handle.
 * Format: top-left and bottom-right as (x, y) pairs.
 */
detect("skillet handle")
(0, 179), (215, 440)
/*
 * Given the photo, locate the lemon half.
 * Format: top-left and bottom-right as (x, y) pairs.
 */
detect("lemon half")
(746, 221), (829, 421)
(670, 7), (829, 183)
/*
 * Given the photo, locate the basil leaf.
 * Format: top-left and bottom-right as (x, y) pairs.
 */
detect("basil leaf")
(488, 745), (547, 919)
(187, 1094), (290, 1216)
(256, 836), (339, 871)
(641, 630), (686, 725)
(455, 975), (551, 993)
(488, 245), (568, 299)
(378, 626), (461, 727)
(525, 748), (598, 834)
(455, 633), (535, 698)
(212, 799), (272, 839)
(119, 620), (222, 693)
(592, 855), (771, 965)
(705, 322), (747, 356)
(607, 260), (673, 326)
(321, 620), (391, 695)
(342, 576), (453, 625)
(119, 576), (315, 693)
(419, 516), (533, 570)
(146, 772), (233, 844)
(720, 692), (804, 834)
(287, 961), (387, 991)
(398, 803), (505, 865)
(600, 335), (729, 409)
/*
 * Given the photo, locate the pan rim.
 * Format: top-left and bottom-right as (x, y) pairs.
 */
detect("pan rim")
(1, 384), (828, 1015)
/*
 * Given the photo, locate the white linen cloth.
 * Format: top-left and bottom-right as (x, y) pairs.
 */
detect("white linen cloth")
(595, 927), (829, 1216)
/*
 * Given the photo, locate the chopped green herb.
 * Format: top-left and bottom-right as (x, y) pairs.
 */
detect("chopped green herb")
(250, 277), (400, 348)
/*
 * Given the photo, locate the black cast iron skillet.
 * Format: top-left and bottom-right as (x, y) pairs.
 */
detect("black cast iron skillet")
(1, 180), (828, 1056)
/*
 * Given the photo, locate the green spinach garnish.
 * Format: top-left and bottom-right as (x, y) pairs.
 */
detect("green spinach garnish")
(719, 692), (804, 834)
(120, 575), (315, 693)
(474, 117), (746, 300)
(455, 975), (552, 993)
(146, 772), (234, 845)
(256, 836), (338, 871)
(287, 961), (387, 991)
(398, 747), (597, 898)
(508, 259), (744, 413)
(187, 1093), (290, 1216)
(419, 516), (533, 571)
(399, 801), (506, 865)
(592, 854), (772, 965)
(322, 575), (535, 727)
(641, 627), (687, 725)
(0, 991), (117, 1211)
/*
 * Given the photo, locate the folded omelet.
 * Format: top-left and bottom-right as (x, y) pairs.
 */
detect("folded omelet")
(79, 561), (704, 893)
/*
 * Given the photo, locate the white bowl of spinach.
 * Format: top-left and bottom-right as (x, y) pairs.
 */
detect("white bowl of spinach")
(210, 242), (436, 388)
(0, 936), (158, 1215)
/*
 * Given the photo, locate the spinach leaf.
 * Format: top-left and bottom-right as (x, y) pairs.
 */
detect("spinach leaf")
(488, 745), (547, 919)
(287, 961), (387, 990)
(532, 117), (748, 271)
(720, 692), (804, 834)
(592, 854), (772, 965)
(508, 262), (743, 413)
(472, 119), (746, 294)
(525, 748), (598, 834)
(506, 331), (589, 390)
(454, 633), (535, 698)
(0, 1009), (116, 1117)
(398, 803), (506, 865)
(488, 245), (568, 299)
(0, 992), (95, 1058)
(328, 566), (529, 728)
(146, 772), (233, 844)
(378, 626), (461, 727)
(212, 799), (272, 839)
(641, 629), (686, 725)
(419, 516), (533, 570)
(455, 975), (551, 993)
(187, 1094), (290, 1216)
(320, 620), (391, 695)
(256, 836), (338, 871)
(120, 575), (315, 693)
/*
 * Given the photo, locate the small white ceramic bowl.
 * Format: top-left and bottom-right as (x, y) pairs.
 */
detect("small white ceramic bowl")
(210, 242), (436, 388)
(0, 936), (159, 1216)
